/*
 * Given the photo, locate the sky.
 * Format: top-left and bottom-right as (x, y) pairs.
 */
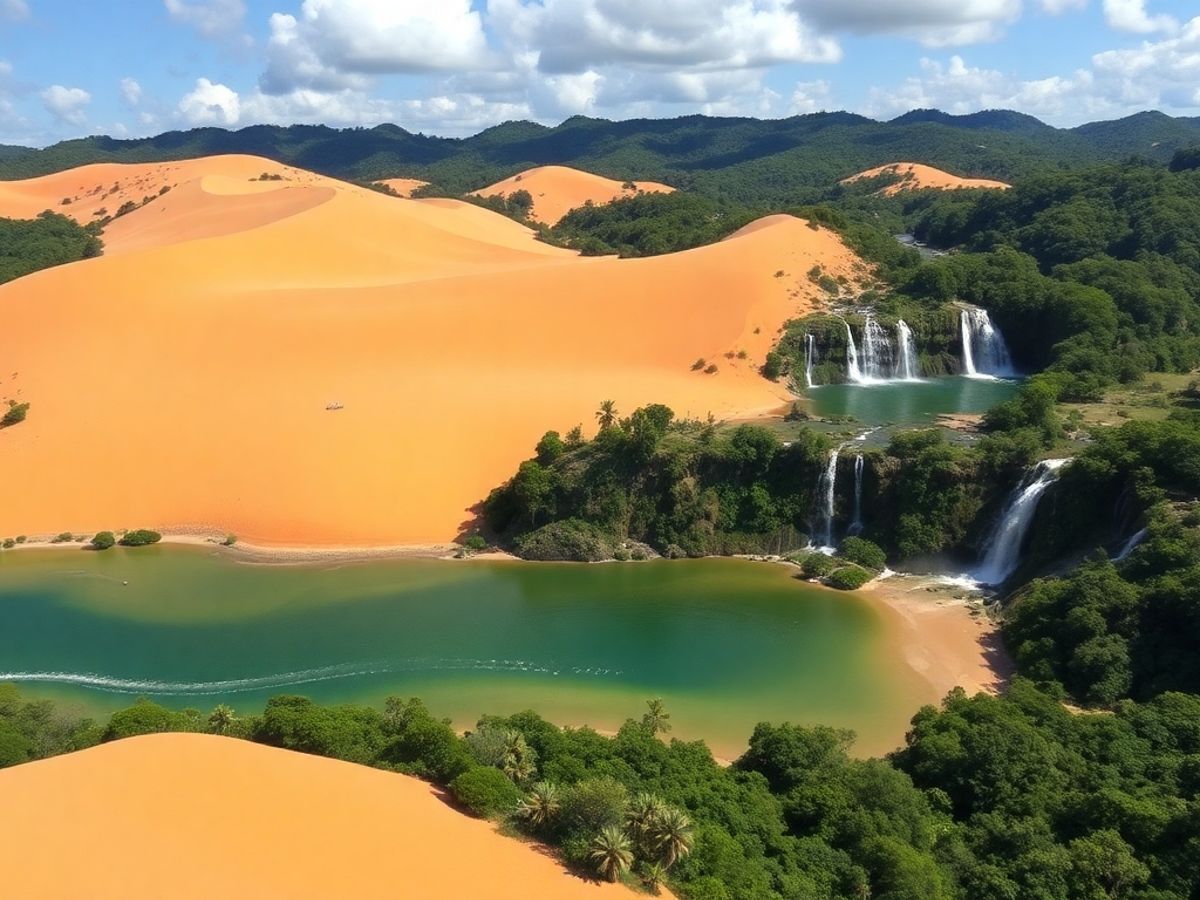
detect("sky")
(0, 0), (1197, 146)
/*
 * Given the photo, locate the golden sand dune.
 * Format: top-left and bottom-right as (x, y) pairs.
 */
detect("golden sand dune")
(0, 154), (864, 545)
(472, 165), (675, 224)
(378, 177), (429, 197)
(0, 734), (644, 900)
(842, 162), (1010, 195)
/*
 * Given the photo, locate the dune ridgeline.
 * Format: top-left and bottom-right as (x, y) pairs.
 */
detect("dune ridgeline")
(0, 154), (868, 546)
(472, 164), (675, 224)
(0, 733), (647, 899)
(842, 162), (1011, 195)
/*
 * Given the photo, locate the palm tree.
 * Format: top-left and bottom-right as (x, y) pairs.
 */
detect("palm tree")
(596, 400), (618, 431)
(501, 730), (537, 784)
(517, 781), (561, 830)
(625, 792), (667, 853)
(207, 704), (235, 735)
(590, 825), (634, 883)
(651, 807), (694, 869)
(641, 861), (668, 895)
(642, 698), (672, 735)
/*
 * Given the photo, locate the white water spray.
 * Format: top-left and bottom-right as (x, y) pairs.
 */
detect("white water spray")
(896, 319), (920, 381)
(1113, 527), (1148, 562)
(845, 322), (863, 384)
(815, 444), (843, 548)
(848, 454), (865, 536)
(960, 307), (1014, 379)
(974, 458), (1071, 585)
(805, 333), (816, 388)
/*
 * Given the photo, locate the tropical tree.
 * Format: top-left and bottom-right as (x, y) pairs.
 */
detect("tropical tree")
(596, 400), (618, 431)
(642, 698), (672, 735)
(641, 861), (668, 895)
(207, 704), (235, 735)
(517, 781), (561, 830)
(650, 807), (693, 869)
(501, 729), (537, 783)
(590, 825), (634, 883)
(625, 792), (667, 854)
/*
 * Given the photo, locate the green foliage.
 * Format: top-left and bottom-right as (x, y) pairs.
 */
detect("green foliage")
(798, 552), (837, 578)
(839, 536), (886, 571)
(463, 534), (487, 552)
(253, 695), (386, 765)
(103, 699), (198, 740)
(89, 531), (115, 550)
(826, 565), (873, 591)
(1, 401), (29, 428)
(0, 212), (102, 285)
(119, 529), (162, 547)
(450, 766), (523, 818)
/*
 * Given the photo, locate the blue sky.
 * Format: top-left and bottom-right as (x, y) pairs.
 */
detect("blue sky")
(0, 0), (1197, 146)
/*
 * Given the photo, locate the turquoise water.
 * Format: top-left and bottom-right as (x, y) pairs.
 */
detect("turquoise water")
(0, 547), (929, 757)
(807, 377), (1020, 427)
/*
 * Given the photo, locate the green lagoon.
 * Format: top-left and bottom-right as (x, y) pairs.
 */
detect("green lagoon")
(0, 547), (929, 757)
(808, 376), (1020, 427)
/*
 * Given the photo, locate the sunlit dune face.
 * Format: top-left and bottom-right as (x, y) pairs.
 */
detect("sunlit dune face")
(471, 165), (675, 224)
(841, 162), (1010, 195)
(0, 154), (868, 546)
(0, 733), (649, 900)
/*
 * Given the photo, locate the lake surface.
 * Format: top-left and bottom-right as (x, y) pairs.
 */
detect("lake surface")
(807, 376), (1020, 427)
(0, 548), (929, 758)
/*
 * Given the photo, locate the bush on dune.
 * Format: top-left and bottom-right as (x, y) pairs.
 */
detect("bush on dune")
(119, 529), (161, 547)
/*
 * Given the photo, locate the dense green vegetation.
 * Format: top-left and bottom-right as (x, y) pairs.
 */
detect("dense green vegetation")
(119, 529), (162, 547)
(4, 111), (1199, 204)
(1, 400), (29, 428)
(0, 212), (102, 285)
(2, 681), (1197, 898)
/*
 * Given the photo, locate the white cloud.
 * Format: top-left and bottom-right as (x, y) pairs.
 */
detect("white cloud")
(1041, 0), (1087, 12)
(262, 0), (490, 93)
(794, 0), (1021, 46)
(164, 0), (247, 39)
(1102, 0), (1177, 34)
(491, 0), (840, 74)
(1, 0), (29, 21)
(178, 77), (240, 125)
(789, 79), (832, 114)
(40, 85), (92, 125)
(120, 77), (142, 107)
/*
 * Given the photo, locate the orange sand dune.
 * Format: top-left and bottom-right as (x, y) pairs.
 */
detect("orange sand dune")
(842, 162), (1010, 195)
(472, 165), (675, 224)
(0, 155), (863, 545)
(0, 734), (645, 900)
(378, 176), (428, 197)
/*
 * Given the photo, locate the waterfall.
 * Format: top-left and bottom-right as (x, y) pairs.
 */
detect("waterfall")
(960, 308), (1014, 379)
(815, 445), (842, 548)
(895, 319), (919, 381)
(848, 454), (865, 536)
(1113, 527), (1148, 562)
(974, 459), (1071, 585)
(844, 322), (863, 384)
(859, 316), (893, 382)
(804, 333), (816, 388)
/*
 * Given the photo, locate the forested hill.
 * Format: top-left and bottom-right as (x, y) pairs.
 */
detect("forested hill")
(4, 110), (1200, 205)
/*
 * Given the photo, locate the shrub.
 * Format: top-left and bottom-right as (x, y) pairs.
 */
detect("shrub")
(631, 548), (648, 561)
(704, 364), (718, 375)
(799, 552), (836, 578)
(90, 531), (116, 551)
(692, 358), (707, 371)
(827, 565), (873, 590)
(762, 351), (784, 379)
(450, 766), (522, 818)
(51, 532), (73, 543)
(120, 529), (162, 547)
(614, 548), (631, 561)
(1, 539), (13, 549)
(839, 536), (887, 571)
(563, 776), (629, 832)
(14, 536), (25, 544)
(103, 699), (194, 741)
(515, 520), (614, 562)
(222, 534), (238, 546)
(463, 535), (487, 552)
(1, 401), (29, 428)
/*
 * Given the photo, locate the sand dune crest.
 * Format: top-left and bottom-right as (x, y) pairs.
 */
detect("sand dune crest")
(842, 162), (1010, 195)
(472, 165), (675, 224)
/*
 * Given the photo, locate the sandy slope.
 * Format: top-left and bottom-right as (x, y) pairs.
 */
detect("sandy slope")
(472, 165), (675, 224)
(0, 155), (864, 545)
(842, 162), (1010, 195)
(377, 177), (428, 197)
(0, 733), (645, 900)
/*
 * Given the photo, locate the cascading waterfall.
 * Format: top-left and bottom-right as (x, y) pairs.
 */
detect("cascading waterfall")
(974, 458), (1071, 585)
(814, 444), (843, 548)
(859, 316), (893, 382)
(895, 319), (919, 381)
(804, 333), (817, 388)
(960, 307), (1014, 379)
(844, 322), (863, 384)
(848, 454), (865, 536)
(1113, 527), (1148, 562)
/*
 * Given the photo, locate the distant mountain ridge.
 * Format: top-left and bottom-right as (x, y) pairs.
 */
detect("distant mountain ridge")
(2, 109), (1198, 206)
